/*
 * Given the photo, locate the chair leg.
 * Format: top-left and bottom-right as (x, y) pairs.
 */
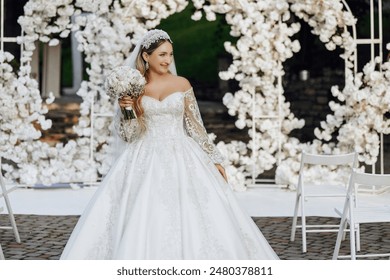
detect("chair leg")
(333, 216), (347, 260)
(342, 222), (347, 241)
(290, 193), (301, 242)
(1, 185), (21, 243)
(350, 222), (356, 260)
(356, 223), (361, 252)
(300, 194), (307, 253)
(5, 206), (20, 244)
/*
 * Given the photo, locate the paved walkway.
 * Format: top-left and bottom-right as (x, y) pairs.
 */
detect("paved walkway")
(1, 214), (389, 260)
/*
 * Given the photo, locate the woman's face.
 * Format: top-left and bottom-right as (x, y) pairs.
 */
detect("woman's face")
(144, 41), (173, 75)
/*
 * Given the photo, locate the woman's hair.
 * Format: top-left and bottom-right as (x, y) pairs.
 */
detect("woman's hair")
(133, 39), (172, 131)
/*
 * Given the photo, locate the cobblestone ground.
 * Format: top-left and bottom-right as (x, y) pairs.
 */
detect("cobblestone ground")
(1, 214), (390, 260)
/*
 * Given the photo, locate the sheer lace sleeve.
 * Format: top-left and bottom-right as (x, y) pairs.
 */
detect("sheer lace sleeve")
(113, 108), (141, 143)
(183, 88), (225, 164)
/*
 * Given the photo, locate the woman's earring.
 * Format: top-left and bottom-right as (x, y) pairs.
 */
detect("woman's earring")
(145, 61), (149, 70)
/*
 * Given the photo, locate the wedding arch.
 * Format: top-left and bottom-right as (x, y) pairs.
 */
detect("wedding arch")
(0, 0), (388, 190)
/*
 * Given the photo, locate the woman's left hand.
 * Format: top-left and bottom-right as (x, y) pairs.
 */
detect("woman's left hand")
(215, 164), (228, 182)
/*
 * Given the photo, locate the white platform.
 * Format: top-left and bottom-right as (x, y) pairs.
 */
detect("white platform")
(2, 184), (389, 217)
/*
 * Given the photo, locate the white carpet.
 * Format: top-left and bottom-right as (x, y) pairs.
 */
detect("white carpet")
(2, 184), (389, 217)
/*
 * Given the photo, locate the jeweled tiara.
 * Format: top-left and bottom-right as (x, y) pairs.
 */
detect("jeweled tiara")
(141, 29), (172, 49)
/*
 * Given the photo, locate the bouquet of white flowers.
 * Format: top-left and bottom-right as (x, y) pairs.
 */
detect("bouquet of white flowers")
(105, 66), (146, 119)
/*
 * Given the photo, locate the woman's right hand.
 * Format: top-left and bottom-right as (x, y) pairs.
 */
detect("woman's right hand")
(118, 96), (135, 109)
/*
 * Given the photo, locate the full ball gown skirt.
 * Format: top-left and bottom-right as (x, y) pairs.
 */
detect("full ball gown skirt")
(60, 88), (279, 260)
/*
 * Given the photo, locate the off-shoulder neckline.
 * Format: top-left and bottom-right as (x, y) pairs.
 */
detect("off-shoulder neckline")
(142, 87), (193, 102)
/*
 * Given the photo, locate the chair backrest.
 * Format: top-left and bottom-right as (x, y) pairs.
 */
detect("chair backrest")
(301, 151), (358, 166)
(297, 151), (358, 188)
(347, 169), (390, 195)
(344, 170), (390, 228)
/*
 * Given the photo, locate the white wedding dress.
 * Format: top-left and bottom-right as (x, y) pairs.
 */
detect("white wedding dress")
(60, 88), (279, 260)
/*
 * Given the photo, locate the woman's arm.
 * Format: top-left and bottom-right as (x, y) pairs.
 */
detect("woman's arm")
(183, 87), (227, 182)
(114, 96), (141, 143)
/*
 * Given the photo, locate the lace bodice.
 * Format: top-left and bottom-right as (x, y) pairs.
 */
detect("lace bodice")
(115, 88), (224, 164)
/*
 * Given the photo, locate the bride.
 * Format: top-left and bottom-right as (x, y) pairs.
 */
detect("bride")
(60, 29), (279, 260)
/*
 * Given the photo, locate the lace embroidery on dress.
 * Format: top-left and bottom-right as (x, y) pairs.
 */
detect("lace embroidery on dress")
(183, 88), (225, 164)
(113, 107), (142, 143)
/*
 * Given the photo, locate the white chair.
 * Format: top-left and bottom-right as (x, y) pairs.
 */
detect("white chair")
(290, 151), (357, 252)
(0, 158), (21, 243)
(333, 170), (390, 260)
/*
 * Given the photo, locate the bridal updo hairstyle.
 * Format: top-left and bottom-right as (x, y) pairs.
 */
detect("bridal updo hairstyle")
(133, 38), (172, 131)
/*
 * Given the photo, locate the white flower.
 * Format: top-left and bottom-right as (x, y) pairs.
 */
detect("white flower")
(105, 66), (146, 99)
(235, 118), (246, 130)
(45, 92), (55, 104)
(191, 11), (202, 21)
(59, 29), (71, 38)
(291, 40), (301, 52)
(325, 41), (336, 51)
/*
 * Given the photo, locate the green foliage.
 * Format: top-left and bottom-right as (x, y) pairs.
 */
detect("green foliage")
(157, 3), (235, 83)
(61, 37), (73, 87)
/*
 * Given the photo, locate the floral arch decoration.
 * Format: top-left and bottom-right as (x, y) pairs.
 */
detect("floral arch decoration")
(1, 0), (389, 190)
